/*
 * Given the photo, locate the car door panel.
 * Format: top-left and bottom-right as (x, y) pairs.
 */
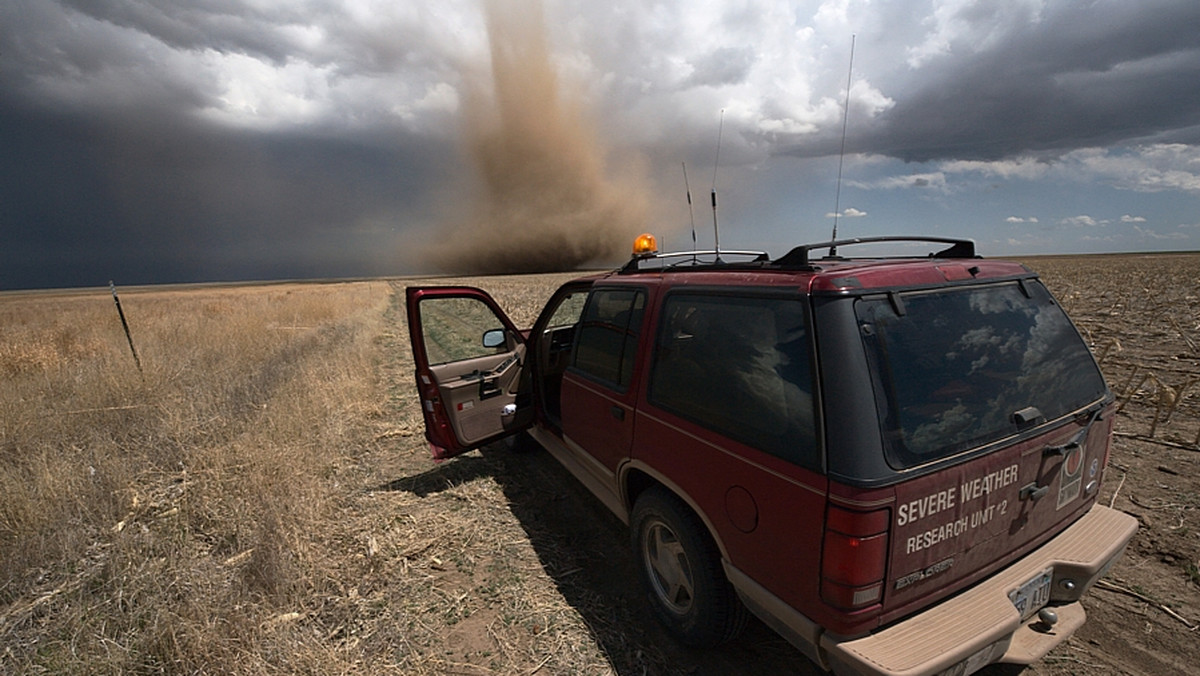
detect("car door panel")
(426, 346), (526, 446)
(559, 286), (647, 475)
(406, 286), (531, 459)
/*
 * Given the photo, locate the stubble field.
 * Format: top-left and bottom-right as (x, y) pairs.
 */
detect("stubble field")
(1, 254), (1198, 675)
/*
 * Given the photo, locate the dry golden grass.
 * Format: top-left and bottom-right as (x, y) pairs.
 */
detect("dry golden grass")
(0, 274), (626, 675)
(1, 282), (393, 672)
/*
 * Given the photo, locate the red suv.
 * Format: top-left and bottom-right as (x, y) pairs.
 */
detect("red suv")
(405, 236), (1137, 676)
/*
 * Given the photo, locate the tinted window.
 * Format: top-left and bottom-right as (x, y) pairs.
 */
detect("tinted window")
(571, 288), (645, 389)
(649, 294), (817, 469)
(418, 296), (509, 365)
(545, 292), (588, 329)
(856, 281), (1107, 468)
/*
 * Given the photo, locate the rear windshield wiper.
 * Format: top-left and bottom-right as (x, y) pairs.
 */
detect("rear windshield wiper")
(1043, 405), (1105, 457)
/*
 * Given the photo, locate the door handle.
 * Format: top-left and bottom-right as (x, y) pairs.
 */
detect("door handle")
(611, 405), (625, 421)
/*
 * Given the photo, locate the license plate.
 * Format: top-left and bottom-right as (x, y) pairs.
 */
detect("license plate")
(1009, 568), (1053, 621)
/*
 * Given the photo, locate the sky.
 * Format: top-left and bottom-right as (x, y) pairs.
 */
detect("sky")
(2, 0), (1199, 290)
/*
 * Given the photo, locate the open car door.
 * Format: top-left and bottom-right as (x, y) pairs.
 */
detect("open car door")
(406, 286), (532, 460)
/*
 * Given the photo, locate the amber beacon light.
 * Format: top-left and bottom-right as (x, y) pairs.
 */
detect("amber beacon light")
(632, 233), (658, 255)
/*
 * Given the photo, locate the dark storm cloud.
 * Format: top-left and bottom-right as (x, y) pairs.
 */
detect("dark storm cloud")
(0, 94), (456, 290)
(3, 2), (202, 98)
(1, 1), (448, 113)
(0, 1), (465, 290)
(59, 0), (300, 65)
(55, 0), (450, 75)
(783, 0), (1200, 162)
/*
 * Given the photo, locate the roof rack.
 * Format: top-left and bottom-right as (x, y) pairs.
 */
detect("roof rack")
(773, 236), (977, 269)
(619, 249), (770, 274)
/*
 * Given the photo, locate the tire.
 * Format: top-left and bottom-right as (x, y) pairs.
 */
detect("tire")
(630, 487), (748, 645)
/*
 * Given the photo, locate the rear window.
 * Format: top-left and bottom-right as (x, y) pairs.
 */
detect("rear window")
(856, 280), (1107, 468)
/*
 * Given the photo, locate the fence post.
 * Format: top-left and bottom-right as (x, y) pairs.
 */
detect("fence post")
(109, 281), (143, 375)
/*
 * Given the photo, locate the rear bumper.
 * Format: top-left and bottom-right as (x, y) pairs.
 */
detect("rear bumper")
(822, 503), (1138, 676)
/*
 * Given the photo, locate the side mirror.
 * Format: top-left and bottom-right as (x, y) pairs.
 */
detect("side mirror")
(482, 328), (506, 349)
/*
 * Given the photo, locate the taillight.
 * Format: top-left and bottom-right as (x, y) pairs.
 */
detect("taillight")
(821, 505), (890, 611)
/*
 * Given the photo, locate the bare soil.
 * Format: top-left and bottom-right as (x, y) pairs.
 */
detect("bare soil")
(1007, 254), (1200, 676)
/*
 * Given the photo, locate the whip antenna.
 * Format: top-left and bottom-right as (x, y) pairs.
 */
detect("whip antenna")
(711, 109), (725, 261)
(829, 34), (855, 258)
(682, 162), (697, 251)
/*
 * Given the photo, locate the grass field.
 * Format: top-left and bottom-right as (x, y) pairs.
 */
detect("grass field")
(1, 282), (393, 672)
(1, 257), (1198, 675)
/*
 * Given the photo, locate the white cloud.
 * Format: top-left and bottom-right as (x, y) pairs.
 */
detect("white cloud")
(849, 172), (947, 190)
(10, 0), (484, 135)
(1134, 225), (1188, 240)
(1120, 214), (1147, 223)
(551, 0), (895, 153)
(907, 0), (1047, 67)
(1005, 216), (1039, 224)
(202, 51), (334, 128)
(1061, 215), (1106, 227)
(941, 157), (1050, 180)
(1064, 145), (1200, 193)
(826, 207), (868, 218)
(941, 147), (1200, 197)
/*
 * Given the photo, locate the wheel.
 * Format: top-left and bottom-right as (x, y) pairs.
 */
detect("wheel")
(630, 487), (748, 645)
